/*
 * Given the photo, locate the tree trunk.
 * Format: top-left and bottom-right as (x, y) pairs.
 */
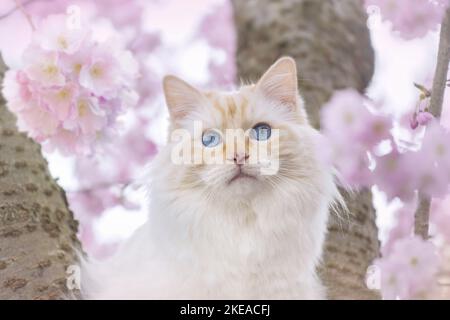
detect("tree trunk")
(0, 57), (80, 300)
(232, 0), (380, 299)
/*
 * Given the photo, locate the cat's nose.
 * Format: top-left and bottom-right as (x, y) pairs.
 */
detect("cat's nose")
(234, 152), (249, 165)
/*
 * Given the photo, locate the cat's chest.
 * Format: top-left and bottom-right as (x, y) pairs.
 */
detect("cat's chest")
(188, 217), (308, 298)
(191, 207), (303, 264)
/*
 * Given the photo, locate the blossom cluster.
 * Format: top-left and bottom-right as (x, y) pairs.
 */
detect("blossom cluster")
(321, 89), (450, 201)
(322, 88), (450, 299)
(2, 14), (139, 155)
(365, 0), (448, 39)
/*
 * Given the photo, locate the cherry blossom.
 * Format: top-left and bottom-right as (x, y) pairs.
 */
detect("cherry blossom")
(376, 236), (439, 299)
(65, 95), (106, 135)
(321, 89), (392, 187)
(79, 46), (121, 98)
(372, 148), (427, 202)
(42, 83), (78, 121)
(22, 46), (65, 86)
(382, 200), (416, 256)
(366, 0), (447, 40)
(34, 14), (87, 54)
(323, 88), (450, 202)
(417, 111), (435, 126)
(2, 14), (139, 155)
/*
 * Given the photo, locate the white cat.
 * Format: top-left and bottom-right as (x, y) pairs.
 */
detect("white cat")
(80, 57), (341, 299)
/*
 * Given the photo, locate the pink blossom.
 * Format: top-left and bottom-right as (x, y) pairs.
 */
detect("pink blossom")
(437, 0), (450, 8)
(59, 45), (92, 78)
(321, 89), (392, 187)
(376, 236), (439, 299)
(79, 47), (120, 98)
(35, 14), (87, 54)
(373, 148), (417, 201)
(322, 89), (392, 150)
(1, 70), (32, 112)
(68, 189), (122, 218)
(372, 121), (450, 200)
(15, 71), (33, 102)
(412, 155), (449, 198)
(410, 111), (435, 129)
(410, 114), (420, 130)
(115, 50), (140, 85)
(421, 121), (450, 171)
(360, 112), (392, 149)
(42, 84), (77, 121)
(2, 14), (139, 155)
(366, 0), (446, 40)
(44, 128), (87, 155)
(416, 121), (450, 196)
(322, 89), (368, 142)
(22, 46), (65, 87)
(377, 254), (411, 299)
(198, 0), (237, 87)
(65, 95), (106, 135)
(382, 200), (416, 257)
(324, 138), (373, 188)
(16, 102), (59, 140)
(129, 32), (161, 54)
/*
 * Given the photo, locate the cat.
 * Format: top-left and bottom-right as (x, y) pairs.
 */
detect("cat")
(80, 57), (341, 299)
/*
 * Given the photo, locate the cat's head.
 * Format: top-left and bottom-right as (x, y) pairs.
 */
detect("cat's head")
(161, 57), (327, 201)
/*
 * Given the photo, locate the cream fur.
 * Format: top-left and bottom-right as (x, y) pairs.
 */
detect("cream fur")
(80, 57), (340, 299)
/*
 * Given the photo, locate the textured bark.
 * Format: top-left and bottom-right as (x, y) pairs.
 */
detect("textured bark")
(232, 0), (380, 299)
(0, 58), (80, 299)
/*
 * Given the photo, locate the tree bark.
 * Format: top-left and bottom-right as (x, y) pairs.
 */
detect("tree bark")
(0, 57), (80, 299)
(232, 0), (380, 299)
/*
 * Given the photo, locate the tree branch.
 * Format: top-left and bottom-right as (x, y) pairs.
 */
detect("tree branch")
(415, 192), (432, 239)
(415, 8), (450, 239)
(430, 9), (450, 118)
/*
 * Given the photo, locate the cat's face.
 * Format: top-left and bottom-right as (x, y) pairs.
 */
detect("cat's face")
(162, 57), (322, 200)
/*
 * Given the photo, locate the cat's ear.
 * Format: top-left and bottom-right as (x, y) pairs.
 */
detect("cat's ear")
(163, 75), (205, 121)
(256, 57), (298, 109)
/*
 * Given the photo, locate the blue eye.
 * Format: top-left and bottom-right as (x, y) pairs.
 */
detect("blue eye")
(250, 123), (271, 141)
(202, 129), (222, 147)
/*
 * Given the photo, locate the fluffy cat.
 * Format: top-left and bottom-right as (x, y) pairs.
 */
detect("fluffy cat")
(80, 57), (340, 299)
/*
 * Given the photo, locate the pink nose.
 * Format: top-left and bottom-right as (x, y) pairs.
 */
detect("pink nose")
(234, 153), (249, 165)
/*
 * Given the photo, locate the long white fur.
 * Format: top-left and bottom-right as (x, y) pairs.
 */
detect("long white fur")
(80, 57), (341, 299)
